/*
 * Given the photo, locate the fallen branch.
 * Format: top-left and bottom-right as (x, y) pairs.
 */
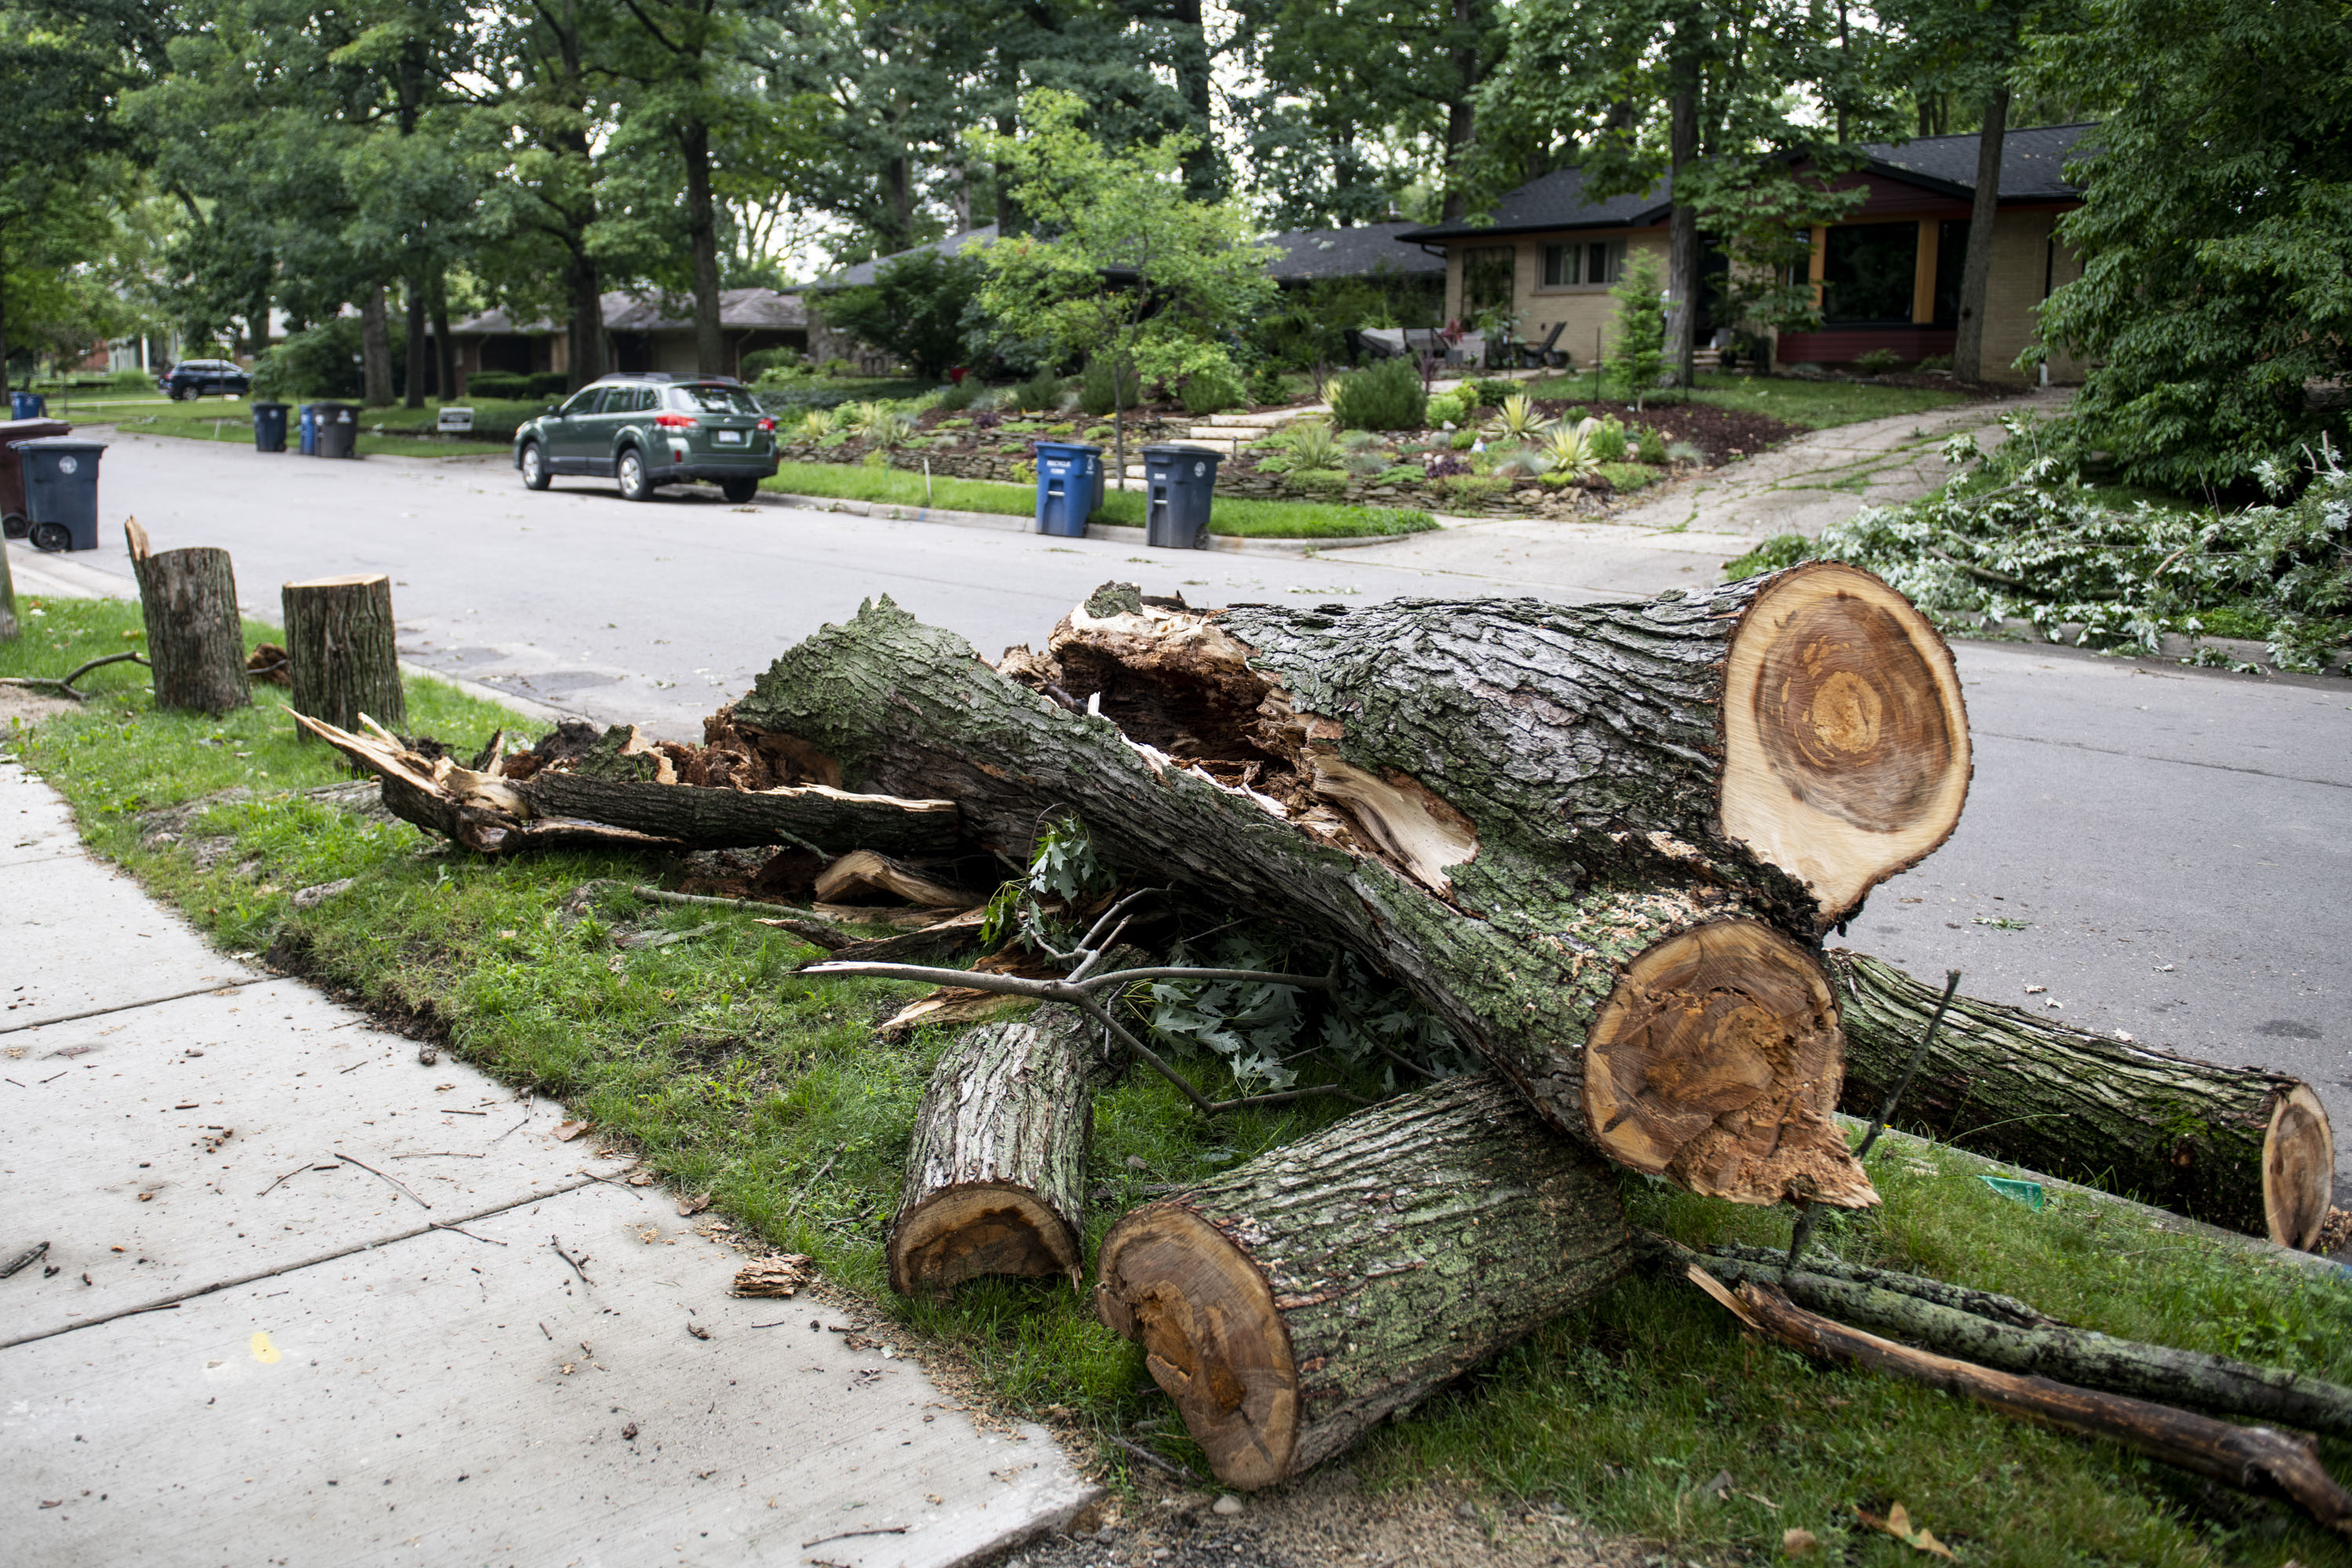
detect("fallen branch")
(0, 650), (151, 702)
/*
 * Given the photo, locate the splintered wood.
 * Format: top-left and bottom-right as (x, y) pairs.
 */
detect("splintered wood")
(731, 1254), (815, 1298)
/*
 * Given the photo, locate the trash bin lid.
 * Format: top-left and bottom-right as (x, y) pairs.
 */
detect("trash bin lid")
(6, 437), (107, 453)
(252, 401), (290, 411)
(0, 418), (72, 441)
(1033, 440), (1102, 458)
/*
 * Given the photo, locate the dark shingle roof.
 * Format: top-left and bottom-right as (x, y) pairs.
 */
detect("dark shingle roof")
(1263, 222), (1446, 281)
(814, 226), (1000, 291)
(1402, 169), (1673, 241)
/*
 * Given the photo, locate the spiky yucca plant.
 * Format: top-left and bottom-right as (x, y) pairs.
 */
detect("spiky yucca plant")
(1492, 392), (1546, 440)
(1535, 418), (1600, 480)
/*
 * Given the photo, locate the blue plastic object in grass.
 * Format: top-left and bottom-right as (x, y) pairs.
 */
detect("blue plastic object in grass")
(1980, 1175), (2045, 1210)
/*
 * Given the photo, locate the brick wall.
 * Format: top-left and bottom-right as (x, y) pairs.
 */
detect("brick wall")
(1444, 230), (1668, 368)
(1977, 210), (2085, 384)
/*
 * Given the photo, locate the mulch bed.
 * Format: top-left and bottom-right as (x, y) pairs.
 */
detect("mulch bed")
(1529, 399), (1805, 466)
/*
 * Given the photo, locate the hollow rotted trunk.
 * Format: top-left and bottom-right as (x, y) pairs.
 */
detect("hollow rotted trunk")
(1679, 1242), (2352, 1439)
(890, 1004), (1107, 1295)
(1700, 1272), (2352, 1538)
(125, 521), (250, 717)
(1829, 951), (2335, 1250)
(1095, 1073), (1631, 1489)
(724, 582), (1902, 1208)
(283, 574), (406, 735)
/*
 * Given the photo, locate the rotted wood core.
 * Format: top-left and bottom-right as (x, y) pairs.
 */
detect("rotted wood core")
(1584, 920), (1866, 1207)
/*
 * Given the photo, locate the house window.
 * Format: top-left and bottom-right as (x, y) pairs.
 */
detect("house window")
(1821, 222), (1921, 324)
(1464, 246), (1515, 317)
(1541, 240), (1624, 287)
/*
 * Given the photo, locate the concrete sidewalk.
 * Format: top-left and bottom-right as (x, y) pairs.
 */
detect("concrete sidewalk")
(0, 755), (1095, 1566)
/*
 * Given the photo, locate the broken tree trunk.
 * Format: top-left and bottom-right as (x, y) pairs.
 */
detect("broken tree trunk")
(299, 713), (964, 858)
(283, 574), (405, 735)
(724, 588), (1880, 1208)
(1829, 951), (2336, 1250)
(1679, 1242), (2352, 1438)
(1095, 1073), (1632, 1489)
(889, 1004), (1107, 1294)
(1697, 1272), (2352, 1538)
(125, 520), (250, 716)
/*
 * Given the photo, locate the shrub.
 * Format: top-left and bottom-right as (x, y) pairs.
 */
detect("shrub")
(1437, 474), (1508, 503)
(1181, 367), (1243, 416)
(1014, 368), (1064, 412)
(463, 370), (529, 401)
(1636, 426), (1668, 464)
(1330, 356), (1426, 431)
(1425, 393), (1468, 427)
(1078, 356), (1134, 416)
(812, 249), (984, 379)
(1287, 468), (1348, 495)
(1585, 418), (1628, 463)
(739, 347), (803, 381)
(1245, 365), (1287, 406)
(1450, 428), (1478, 451)
(1853, 347), (1903, 376)
(798, 408), (837, 441)
(819, 357), (853, 377)
(1723, 532), (1816, 581)
(528, 372), (569, 399)
(1665, 439), (1706, 465)
(1606, 250), (1667, 410)
(1467, 377), (1516, 408)
(250, 318), (366, 400)
(1915, 354), (1954, 373)
(934, 379), (979, 412)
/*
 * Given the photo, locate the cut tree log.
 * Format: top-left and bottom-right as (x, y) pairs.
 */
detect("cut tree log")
(282, 574), (405, 734)
(125, 520), (250, 716)
(299, 713), (964, 858)
(1677, 1241), (2352, 1439)
(1829, 951), (2336, 1250)
(1095, 1072), (1631, 1490)
(889, 1004), (1108, 1294)
(1694, 1271), (2352, 1538)
(724, 589), (1880, 1208)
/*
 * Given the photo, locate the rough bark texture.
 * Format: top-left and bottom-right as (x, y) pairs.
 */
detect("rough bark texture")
(1953, 85), (2009, 384)
(361, 285), (394, 408)
(0, 539), (17, 642)
(283, 575), (406, 736)
(1708, 1274), (2352, 1537)
(1830, 951), (2335, 1249)
(1683, 1243), (2352, 1438)
(126, 521), (251, 717)
(1095, 1073), (1631, 1488)
(889, 1004), (1107, 1294)
(724, 586), (1910, 1207)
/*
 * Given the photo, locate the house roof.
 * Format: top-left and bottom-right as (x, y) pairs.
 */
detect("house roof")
(813, 226), (1001, 291)
(453, 287), (806, 336)
(1403, 123), (2094, 241)
(1263, 222), (1446, 281)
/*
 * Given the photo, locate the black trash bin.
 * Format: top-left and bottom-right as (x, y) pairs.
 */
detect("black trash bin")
(313, 401), (358, 459)
(10, 437), (107, 552)
(1141, 445), (1221, 550)
(0, 416), (72, 538)
(252, 401), (291, 452)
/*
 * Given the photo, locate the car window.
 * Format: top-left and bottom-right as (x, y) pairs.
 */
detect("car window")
(557, 389), (601, 417)
(625, 386), (658, 413)
(673, 385), (762, 416)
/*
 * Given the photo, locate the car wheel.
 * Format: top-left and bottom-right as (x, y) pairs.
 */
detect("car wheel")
(519, 441), (550, 491)
(616, 447), (650, 502)
(2, 512), (26, 541)
(169, 387), (186, 401)
(720, 477), (760, 504)
(31, 521), (72, 553)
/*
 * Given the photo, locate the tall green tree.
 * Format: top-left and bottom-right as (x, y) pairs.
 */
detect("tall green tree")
(0, 24), (132, 390)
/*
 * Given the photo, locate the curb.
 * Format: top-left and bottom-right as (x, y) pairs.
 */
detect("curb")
(1950, 616), (2350, 682)
(755, 491), (1421, 556)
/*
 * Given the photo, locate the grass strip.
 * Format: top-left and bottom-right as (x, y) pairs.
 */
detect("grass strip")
(96, 398), (518, 459)
(1524, 368), (1971, 430)
(763, 460), (1434, 539)
(5, 591), (2349, 1565)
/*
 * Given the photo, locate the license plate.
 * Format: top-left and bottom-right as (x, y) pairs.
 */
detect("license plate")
(716, 429), (744, 445)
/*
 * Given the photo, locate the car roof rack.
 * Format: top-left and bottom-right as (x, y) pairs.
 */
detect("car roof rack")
(591, 372), (747, 387)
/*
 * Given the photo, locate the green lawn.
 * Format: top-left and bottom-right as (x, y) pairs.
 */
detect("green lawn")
(99, 397), (515, 459)
(764, 459), (1436, 539)
(6, 592), (2350, 1566)
(1526, 368), (1972, 430)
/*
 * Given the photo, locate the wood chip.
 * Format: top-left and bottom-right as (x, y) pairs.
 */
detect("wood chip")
(732, 1254), (815, 1298)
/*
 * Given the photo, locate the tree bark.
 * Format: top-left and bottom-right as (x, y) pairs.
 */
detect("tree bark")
(1828, 950), (2335, 1249)
(402, 280), (427, 409)
(1438, 0), (1482, 222)
(1701, 1273), (2352, 1538)
(1095, 1073), (1631, 1489)
(125, 521), (251, 717)
(682, 119), (725, 376)
(568, 247), (606, 390)
(430, 267), (455, 402)
(361, 285), (394, 407)
(724, 581), (1931, 1207)
(283, 574), (405, 735)
(1681, 1243), (2352, 1439)
(1664, 40), (1700, 388)
(0, 537), (18, 642)
(890, 1004), (1108, 1294)
(1952, 85), (2009, 383)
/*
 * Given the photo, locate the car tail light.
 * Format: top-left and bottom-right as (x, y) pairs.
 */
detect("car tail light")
(757, 418), (775, 432)
(655, 412), (697, 429)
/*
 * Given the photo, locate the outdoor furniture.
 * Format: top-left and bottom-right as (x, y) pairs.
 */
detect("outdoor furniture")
(1515, 321), (1568, 368)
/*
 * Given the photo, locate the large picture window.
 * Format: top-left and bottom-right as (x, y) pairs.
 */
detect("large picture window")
(1821, 222), (1919, 324)
(1541, 238), (1625, 287)
(1464, 246), (1515, 317)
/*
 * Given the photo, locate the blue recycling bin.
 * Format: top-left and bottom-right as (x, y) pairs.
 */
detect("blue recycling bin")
(1142, 444), (1222, 549)
(298, 403), (321, 456)
(252, 401), (290, 452)
(1033, 440), (1102, 537)
(11, 392), (47, 420)
(9, 437), (107, 553)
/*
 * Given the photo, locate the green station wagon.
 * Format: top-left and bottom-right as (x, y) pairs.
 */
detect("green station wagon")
(514, 372), (777, 503)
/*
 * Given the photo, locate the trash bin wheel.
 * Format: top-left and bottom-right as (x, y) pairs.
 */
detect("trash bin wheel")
(615, 447), (651, 503)
(2, 512), (25, 541)
(720, 477), (759, 504)
(30, 521), (72, 553)
(518, 440), (550, 492)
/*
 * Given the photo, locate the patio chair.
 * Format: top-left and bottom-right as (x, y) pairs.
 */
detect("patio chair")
(1515, 321), (1568, 368)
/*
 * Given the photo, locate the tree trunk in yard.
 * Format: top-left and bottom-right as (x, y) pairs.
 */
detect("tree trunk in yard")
(361, 285), (394, 407)
(568, 249), (606, 389)
(682, 120), (724, 375)
(1664, 45), (1700, 388)
(890, 1004), (1108, 1294)
(1827, 951), (2336, 1249)
(1438, 0), (1479, 222)
(1095, 1072), (1631, 1489)
(402, 280), (427, 409)
(718, 573), (1976, 1207)
(125, 520), (251, 717)
(1952, 85), (2009, 383)
(282, 574), (406, 736)
(0, 536), (18, 642)
(430, 268), (455, 401)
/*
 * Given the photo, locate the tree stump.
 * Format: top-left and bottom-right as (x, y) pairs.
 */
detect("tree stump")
(1828, 950), (2336, 1249)
(125, 520), (250, 716)
(283, 574), (405, 734)
(889, 1004), (1107, 1294)
(0, 537), (17, 642)
(1095, 1073), (1631, 1489)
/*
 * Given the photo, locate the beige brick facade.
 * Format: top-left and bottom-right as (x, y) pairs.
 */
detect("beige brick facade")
(1444, 230), (1671, 370)
(1977, 209), (2085, 383)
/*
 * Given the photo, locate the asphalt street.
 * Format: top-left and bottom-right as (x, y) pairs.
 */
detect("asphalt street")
(22, 430), (2352, 1207)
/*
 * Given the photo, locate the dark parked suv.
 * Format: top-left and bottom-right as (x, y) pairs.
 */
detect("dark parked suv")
(155, 358), (252, 399)
(513, 372), (778, 503)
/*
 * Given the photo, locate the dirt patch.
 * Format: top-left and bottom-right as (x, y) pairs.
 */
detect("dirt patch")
(1531, 399), (1805, 466)
(0, 685), (79, 726)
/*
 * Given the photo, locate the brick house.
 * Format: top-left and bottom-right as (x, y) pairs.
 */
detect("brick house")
(1399, 125), (2090, 383)
(447, 287), (810, 392)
